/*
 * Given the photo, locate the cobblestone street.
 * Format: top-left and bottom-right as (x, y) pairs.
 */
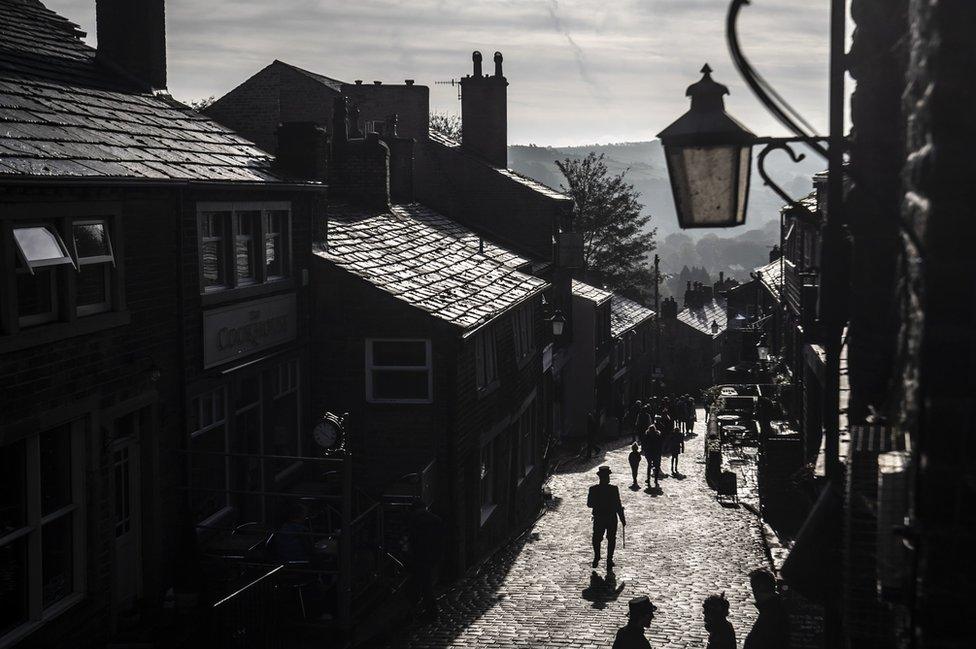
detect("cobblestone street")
(385, 411), (769, 648)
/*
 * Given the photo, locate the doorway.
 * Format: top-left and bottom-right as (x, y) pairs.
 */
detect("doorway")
(111, 424), (143, 612)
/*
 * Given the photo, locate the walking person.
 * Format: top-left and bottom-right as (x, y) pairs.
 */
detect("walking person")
(743, 568), (790, 649)
(668, 425), (684, 475)
(686, 395), (697, 434)
(703, 593), (736, 649)
(612, 596), (657, 648)
(406, 498), (445, 620)
(585, 409), (601, 459)
(644, 420), (663, 489)
(587, 466), (626, 568)
(626, 400), (643, 442)
(634, 403), (651, 444)
(628, 443), (642, 488)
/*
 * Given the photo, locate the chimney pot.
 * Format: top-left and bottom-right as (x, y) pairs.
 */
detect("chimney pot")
(405, 79), (415, 85)
(472, 50), (483, 77)
(355, 80), (363, 85)
(373, 80), (382, 85)
(494, 51), (504, 77)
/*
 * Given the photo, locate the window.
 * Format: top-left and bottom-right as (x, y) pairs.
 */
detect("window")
(3, 214), (121, 333)
(479, 441), (495, 516)
(72, 220), (114, 316)
(188, 387), (229, 524)
(512, 304), (535, 363)
(366, 340), (432, 403)
(474, 327), (498, 391)
(234, 211), (259, 284)
(518, 400), (538, 478)
(0, 424), (85, 645)
(271, 359), (301, 464)
(197, 203), (291, 293)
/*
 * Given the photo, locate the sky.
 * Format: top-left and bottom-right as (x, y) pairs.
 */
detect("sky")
(46, 0), (835, 147)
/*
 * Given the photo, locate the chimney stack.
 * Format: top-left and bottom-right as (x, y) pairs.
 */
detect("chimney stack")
(460, 50), (508, 167)
(661, 296), (678, 320)
(96, 0), (167, 90)
(276, 122), (329, 181)
(380, 114), (415, 203)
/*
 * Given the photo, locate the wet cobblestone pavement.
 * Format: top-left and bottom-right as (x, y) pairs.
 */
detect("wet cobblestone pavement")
(384, 411), (769, 648)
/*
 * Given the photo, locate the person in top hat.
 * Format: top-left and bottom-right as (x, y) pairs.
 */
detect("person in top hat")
(587, 465), (626, 568)
(612, 595), (657, 648)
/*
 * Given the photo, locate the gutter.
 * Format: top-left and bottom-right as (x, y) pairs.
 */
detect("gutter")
(0, 176), (327, 192)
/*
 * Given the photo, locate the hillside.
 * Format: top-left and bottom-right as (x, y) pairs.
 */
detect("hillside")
(508, 140), (820, 294)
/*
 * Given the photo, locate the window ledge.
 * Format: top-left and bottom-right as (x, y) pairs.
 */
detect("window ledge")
(200, 278), (296, 307)
(480, 504), (497, 527)
(0, 311), (131, 354)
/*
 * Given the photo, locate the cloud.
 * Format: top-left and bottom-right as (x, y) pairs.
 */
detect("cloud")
(545, 0), (602, 99)
(42, 0), (832, 146)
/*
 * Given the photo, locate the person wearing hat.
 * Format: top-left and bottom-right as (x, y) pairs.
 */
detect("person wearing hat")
(587, 465), (626, 568)
(612, 595), (657, 648)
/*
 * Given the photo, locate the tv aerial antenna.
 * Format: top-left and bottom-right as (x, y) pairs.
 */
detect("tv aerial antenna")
(434, 78), (462, 102)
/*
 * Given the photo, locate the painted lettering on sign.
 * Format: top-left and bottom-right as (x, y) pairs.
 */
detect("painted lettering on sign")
(203, 294), (297, 368)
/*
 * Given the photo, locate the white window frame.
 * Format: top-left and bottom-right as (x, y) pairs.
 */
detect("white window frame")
(475, 327), (498, 392)
(479, 440), (496, 524)
(72, 219), (114, 317)
(13, 264), (59, 328)
(233, 211), (259, 287)
(0, 422), (87, 649)
(189, 386), (231, 527)
(271, 358), (303, 482)
(365, 339), (433, 404)
(512, 303), (535, 365)
(197, 202), (292, 294)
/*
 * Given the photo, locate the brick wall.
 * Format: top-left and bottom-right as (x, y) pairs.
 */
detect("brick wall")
(415, 140), (572, 261)
(898, 2), (976, 647)
(206, 63), (430, 155)
(0, 187), (184, 646)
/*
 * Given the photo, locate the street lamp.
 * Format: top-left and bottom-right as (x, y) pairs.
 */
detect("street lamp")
(657, 64), (757, 228)
(549, 310), (567, 337)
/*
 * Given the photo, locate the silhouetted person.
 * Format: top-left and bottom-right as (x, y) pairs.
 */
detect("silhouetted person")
(271, 503), (312, 563)
(704, 593), (736, 649)
(612, 595), (657, 648)
(626, 400), (643, 442)
(644, 422), (663, 488)
(585, 409), (601, 459)
(634, 404), (651, 444)
(587, 466), (625, 568)
(407, 498), (444, 619)
(668, 426), (684, 474)
(628, 443), (642, 487)
(743, 568), (790, 649)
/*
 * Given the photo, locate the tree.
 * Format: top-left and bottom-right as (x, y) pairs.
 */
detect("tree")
(185, 96), (216, 111)
(556, 153), (657, 302)
(429, 111), (461, 140)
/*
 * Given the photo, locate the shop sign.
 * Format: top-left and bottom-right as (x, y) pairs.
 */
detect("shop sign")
(203, 294), (296, 368)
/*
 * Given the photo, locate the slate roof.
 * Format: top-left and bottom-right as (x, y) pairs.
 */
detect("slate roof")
(274, 60), (345, 92)
(610, 294), (655, 338)
(427, 130), (569, 201)
(754, 259), (784, 297)
(677, 296), (727, 338)
(316, 203), (547, 331)
(0, 0), (293, 184)
(572, 280), (612, 306)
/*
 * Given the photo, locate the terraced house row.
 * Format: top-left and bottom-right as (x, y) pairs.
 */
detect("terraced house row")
(0, 1), (658, 646)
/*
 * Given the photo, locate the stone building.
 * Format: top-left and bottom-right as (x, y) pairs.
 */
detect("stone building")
(0, 1), (326, 646)
(608, 293), (656, 423)
(658, 280), (730, 395)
